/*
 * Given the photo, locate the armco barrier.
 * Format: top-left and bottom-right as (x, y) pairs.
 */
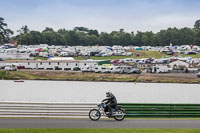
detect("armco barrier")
(1, 102), (200, 118)
(0, 102), (97, 118)
(120, 103), (200, 118)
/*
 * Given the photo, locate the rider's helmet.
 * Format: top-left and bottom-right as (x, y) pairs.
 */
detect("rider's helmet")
(106, 91), (112, 97)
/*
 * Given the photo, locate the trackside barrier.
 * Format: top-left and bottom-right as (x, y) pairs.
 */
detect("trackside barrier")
(0, 102), (97, 118)
(1, 102), (200, 118)
(120, 103), (200, 118)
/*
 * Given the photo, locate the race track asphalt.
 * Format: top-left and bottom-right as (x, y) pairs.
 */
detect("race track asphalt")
(0, 118), (200, 128)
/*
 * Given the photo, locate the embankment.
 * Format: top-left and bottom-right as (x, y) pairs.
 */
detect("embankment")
(0, 70), (199, 84)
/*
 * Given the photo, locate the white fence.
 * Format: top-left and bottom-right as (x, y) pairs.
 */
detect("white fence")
(0, 102), (97, 118)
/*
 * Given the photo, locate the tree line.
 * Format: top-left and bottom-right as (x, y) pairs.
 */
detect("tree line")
(1, 17), (200, 46)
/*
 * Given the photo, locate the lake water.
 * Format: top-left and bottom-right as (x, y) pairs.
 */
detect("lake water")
(0, 80), (200, 103)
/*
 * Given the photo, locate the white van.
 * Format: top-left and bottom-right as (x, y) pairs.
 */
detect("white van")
(4, 64), (17, 71)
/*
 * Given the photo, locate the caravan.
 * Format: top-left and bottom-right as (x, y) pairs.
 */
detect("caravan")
(152, 65), (169, 73)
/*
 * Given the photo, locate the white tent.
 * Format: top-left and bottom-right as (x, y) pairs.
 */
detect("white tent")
(169, 60), (189, 68)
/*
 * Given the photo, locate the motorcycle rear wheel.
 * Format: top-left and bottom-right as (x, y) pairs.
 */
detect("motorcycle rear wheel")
(113, 109), (125, 121)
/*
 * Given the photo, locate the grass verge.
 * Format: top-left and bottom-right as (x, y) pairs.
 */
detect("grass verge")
(0, 129), (200, 133)
(0, 70), (200, 84)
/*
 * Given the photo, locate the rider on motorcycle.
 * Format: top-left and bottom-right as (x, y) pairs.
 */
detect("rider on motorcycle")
(102, 91), (117, 115)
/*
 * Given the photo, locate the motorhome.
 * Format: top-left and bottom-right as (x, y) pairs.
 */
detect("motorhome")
(94, 65), (113, 73)
(94, 66), (106, 73)
(81, 65), (95, 72)
(119, 66), (134, 73)
(111, 66), (121, 73)
(152, 65), (169, 73)
(4, 64), (17, 71)
(60, 52), (69, 57)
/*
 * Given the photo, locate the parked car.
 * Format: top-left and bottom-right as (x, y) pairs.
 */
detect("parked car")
(188, 51), (197, 55)
(197, 72), (200, 78)
(17, 66), (25, 69)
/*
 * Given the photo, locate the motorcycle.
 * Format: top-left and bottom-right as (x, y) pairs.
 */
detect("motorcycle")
(89, 102), (126, 121)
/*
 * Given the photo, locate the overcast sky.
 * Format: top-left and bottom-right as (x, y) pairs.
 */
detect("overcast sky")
(1, 0), (200, 34)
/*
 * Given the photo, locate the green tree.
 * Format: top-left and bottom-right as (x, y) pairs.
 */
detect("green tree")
(194, 20), (200, 45)
(99, 32), (112, 46)
(121, 33), (133, 46)
(151, 34), (159, 46)
(194, 20), (200, 30)
(9, 19), (200, 46)
(88, 29), (99, 37)
(74, 27), (89, 32)
(77, 32), (88, 46)
(111, 31), (120, 45)
(179, 28), (194, 45)
(141, 31), (154, 46)
(42, 27), (54, 32)
(67, 30), (80, 46)
(194, 30), (200, 45)
(134, 31), (143, 46)
(17, 25), (29, 34)
(42, 30), (57, 45)
(88, 34), (99, 45)
(0, 17), (13, 44)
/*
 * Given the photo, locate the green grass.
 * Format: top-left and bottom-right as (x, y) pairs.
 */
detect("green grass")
(0, 71), (16, 80)
(74, 51), (171, 60)
(0, 71), (6, 79)
(179, 53), (200, 58)
(34, 57), (48, 60)
(0, 129), (200, 133)
(74, 56), (134, 60)
(5, 51), (200, 61)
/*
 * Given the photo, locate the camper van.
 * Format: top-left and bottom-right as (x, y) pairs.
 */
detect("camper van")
(152, 65), (169, 73)
(118, 66), (133, 73)
(111, 66), (121, 73)
(94, 66), (105, 73)
(110, 66), (141, 74)
(94, 65), (113, 73)
(94, 66), (100, 73)
(4, 64), (17, 71)
(81, 65), (95, 72)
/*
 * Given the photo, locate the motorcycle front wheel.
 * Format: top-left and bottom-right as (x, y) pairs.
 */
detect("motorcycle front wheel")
(113, 109), (125, 121)
(89, 109), (101, 121)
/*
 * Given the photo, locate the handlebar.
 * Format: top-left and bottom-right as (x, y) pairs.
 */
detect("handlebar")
(97, 102), (106, 108)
